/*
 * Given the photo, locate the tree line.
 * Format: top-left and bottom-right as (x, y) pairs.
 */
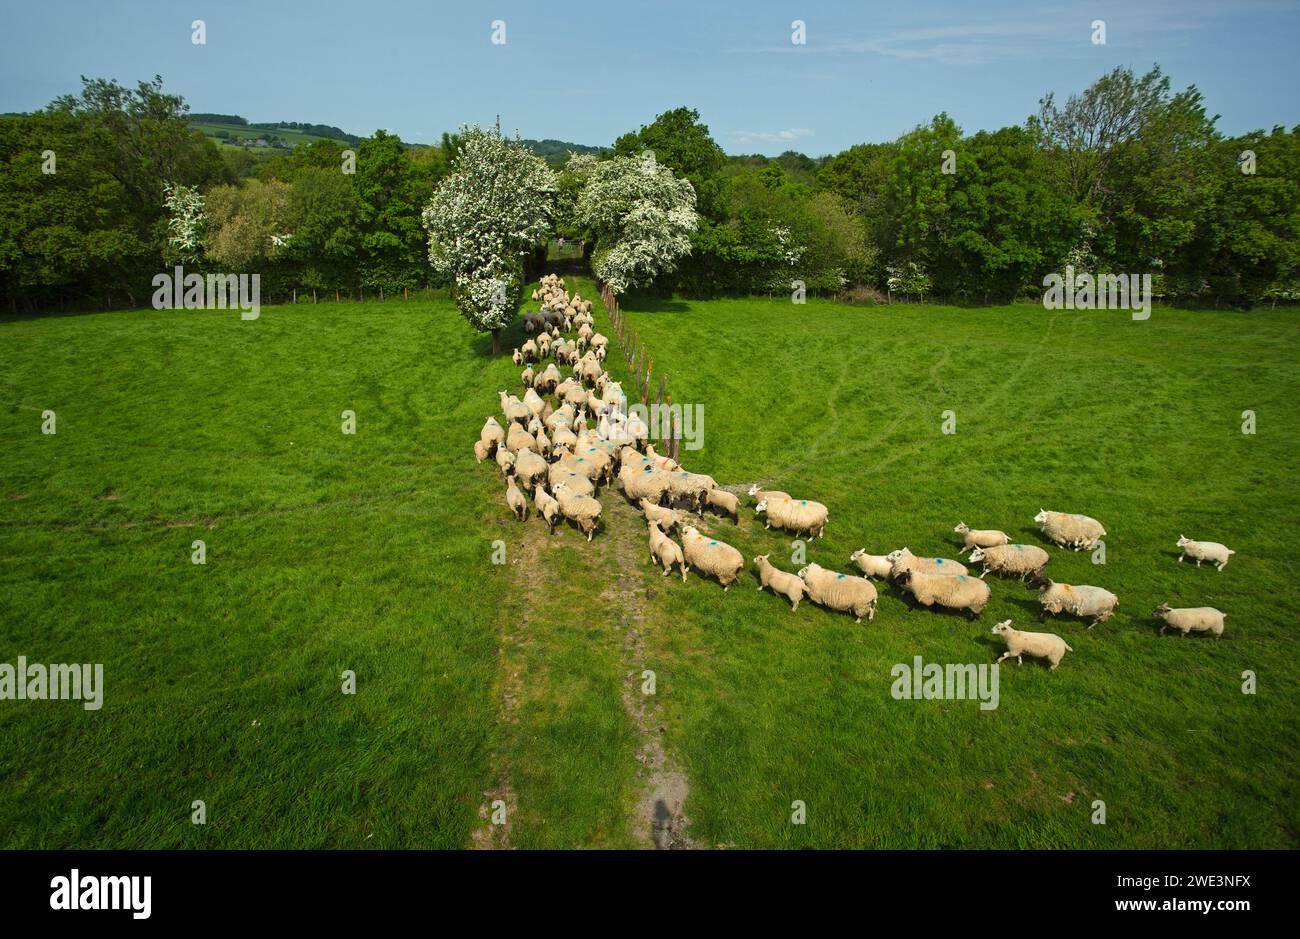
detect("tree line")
(1, 66), (1296, 314)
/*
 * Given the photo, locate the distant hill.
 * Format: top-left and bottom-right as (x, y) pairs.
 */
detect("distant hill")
(188, 114), (604, 159)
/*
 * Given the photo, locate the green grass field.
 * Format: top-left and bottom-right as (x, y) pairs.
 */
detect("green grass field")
(1, 283), (1297, 848)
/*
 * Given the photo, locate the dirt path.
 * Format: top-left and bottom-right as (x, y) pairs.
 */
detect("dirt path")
(601, 494), (696, 849)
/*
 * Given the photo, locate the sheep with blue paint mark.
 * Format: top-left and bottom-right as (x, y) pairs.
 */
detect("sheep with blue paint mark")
(797, 562), (877, 622)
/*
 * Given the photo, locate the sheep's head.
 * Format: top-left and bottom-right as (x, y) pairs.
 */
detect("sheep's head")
(990, 620), (1014, 637)
(682, 525), (700, 539)
(1152, 602), (1172, 618)
(969, 547), (986, 563)
(753, 554), (769, 565)
(1026, 572), (1050, 590)
(1176, 535), (1190, 547)
(1034, 509), (1048, 524)
(954, 522), (969, 533)
(886, 548), (911, 562)
(849, 548), (865, 562)
(755, 500), (767, 514)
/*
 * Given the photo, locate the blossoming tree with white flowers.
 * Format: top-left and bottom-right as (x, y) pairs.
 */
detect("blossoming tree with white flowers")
(421, 124), (556, 354)
(574, 154), (698, 296)
(163, 183), (207, 264)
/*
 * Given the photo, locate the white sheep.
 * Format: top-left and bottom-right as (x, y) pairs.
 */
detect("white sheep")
(756, 496), (828, 539)
(533, 482), (561, 533)
(1034, 509), (1106, 551)
(639, 498), (685, 533)
(797, 563), (877, 622)
(480, 416), (505, 451)
(512, 448), (549, 491)
(498, 390), (530, 425)
(952, 522), (1010, 554)
(680, 526), (745, 590)
(647, 520), (687, 581)
(704, 488), (739, 523)
(505, 475), (529, 521)
(1153, 603), (1226, 638)
(969, 544), (1050, 579)
(495, 446), (515, 478)
(746, 484), (789, 505)
(848, 549), (893, 579)
(893, 569), (990, 619)
(1176, 536), (1235, 571)
(990, 620), (1072, 669)
(754, 554), (806, 611)
(886, 548), (968, 577)
(1027, 575), (1118, 629)
(553, 482), (602, 541)
(473, 439), (489, 463)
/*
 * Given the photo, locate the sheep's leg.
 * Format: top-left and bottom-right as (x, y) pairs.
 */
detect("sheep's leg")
(996, 652), (1013, 664)
(1017, 655), (1023, 666)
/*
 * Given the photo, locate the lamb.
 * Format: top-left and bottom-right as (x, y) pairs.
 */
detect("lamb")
(848, 549), (894, 579)
(1176, 536), (1235, 571)
(797, 563), (877, 622)
(512, 448), (549, 491)
(1035, 509), (1106, 551)
(532, 482), (561, 533)
(1027, 574), (1118, 629)
(520, 365), (535, 389)
(680, 526), (745, 590)
(952, 522), (1010, 554)
(647, 520), (687, 581)
(552, 482), (602, 541)
(640, 498), (685, 532)
(969, 544), (1050, 579)
(1153, 603), (1227, 638)
(746, 484), (789, 505)
(473, 439), (490, 463)
(886, 548), (968, 577)
(644, 444), (679, 471)
(893, 569), (990, 619)
(990, 620), (1073, 670)
(756, 496), (829, 539)
(704, 488), (739, 523)
(505, 475), (529, 521)
(479, 416), (505, 451)
(754, 554), (806, 611)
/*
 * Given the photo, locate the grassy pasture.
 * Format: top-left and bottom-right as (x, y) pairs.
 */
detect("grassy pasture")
(1, 283), (1297, 848)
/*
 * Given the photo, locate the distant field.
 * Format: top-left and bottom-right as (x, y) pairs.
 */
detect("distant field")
(1, 286), (1296, 848)
(190, 121), (344, 150)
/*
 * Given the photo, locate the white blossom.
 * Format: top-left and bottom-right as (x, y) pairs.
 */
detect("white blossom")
(163, 183), (206, 263)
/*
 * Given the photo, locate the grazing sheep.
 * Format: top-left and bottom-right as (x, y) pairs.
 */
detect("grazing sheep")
(754, 554), (806, 611)
(747, 484), (789, 505)
(639, 498), (685, 532)
(505, 475), (529, 521)
(680, 526), (745, 590)
(893, 570), (990, 619)
(969, 544), (1050, 580)
(1027, 574), (1118, 629)
(849, 549), (894, 579)
(704, 488), (740, 523)
(552, 482), (602, 541)
(513, 448), (549, 491)
(1177, 536), (1235, 571)
(1035, 509), (1106, 551)
(990, 620), (1072, 670)
(647, 520), (687, 581)
(953, 522), (1010, 554)
(756, 496), (829, 538)
(886, 548), (968, 577)
(798, 563), (877, 622)
(473, 439), (490, 463)
(1153, 603), (1226, 638)
(480, 416), (505, 451)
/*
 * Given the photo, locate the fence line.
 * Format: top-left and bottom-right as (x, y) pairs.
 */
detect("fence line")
(598, 281), (681, 461)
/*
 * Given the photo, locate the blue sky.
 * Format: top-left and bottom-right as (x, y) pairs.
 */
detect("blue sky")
(1, 0), (1296, 155)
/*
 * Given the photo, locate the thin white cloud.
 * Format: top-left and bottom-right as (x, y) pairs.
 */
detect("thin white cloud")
(730, 127), (814, 146)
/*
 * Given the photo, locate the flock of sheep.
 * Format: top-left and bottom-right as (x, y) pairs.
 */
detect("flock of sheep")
(476, 275), (1236, 671)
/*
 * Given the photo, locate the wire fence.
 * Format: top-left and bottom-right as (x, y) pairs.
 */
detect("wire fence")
(600, 282), (682, 461)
